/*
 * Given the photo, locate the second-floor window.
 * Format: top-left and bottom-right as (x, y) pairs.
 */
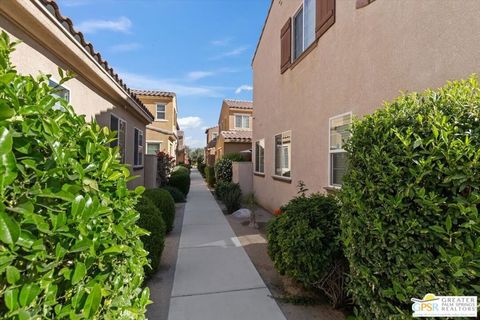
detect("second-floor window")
(235, 115), (250, 129)
(212, 132), (218, 140)
(293, 0), (316, 60)
(156, 104), (166, 120)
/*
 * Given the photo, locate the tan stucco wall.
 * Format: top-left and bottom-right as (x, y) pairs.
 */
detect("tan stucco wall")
(252, 0), (480, 212)
(0, 4), (150, 188)
(218, 105), (253, 132)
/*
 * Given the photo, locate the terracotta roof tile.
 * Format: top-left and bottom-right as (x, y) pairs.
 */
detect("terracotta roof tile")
(39, 0), (154, 120)
(221, 130), (252, 143)
(223, 99), (253, 110)
(131, 89), (176, 98)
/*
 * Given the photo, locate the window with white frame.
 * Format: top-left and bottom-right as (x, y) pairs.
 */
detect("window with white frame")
(293, 0), (316, 60)
(49, 80), (70, 110)
(274, 131), (291, 178)
(110, 114), (126, 164)
(156, 104), (166, 120)
(146, 142), (161, 155)
(134, 128), (144, 166)
(255, 139), (265, 174)
(329, 113), (352, 186)
(235, 115), (250, 129)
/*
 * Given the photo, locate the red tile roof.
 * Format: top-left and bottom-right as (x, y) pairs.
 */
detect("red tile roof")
(223, 99), (253, 110)
(221, 130), (252, 143)
(39, 0), (154, 120)
(131, 89), (176, 98)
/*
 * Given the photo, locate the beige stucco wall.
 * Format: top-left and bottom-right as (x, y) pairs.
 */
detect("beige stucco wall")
(252, 0), (480, 212)
(0, 2), (150, 188)
(232, 162), (253, 196)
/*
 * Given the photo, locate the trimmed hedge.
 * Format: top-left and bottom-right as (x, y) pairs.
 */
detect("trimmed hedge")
(168, 171), (191, 196)
(222, 152), (245, 162)
(222, 183), (242, 214)
(268, 194), (342, 293)
(215, 180), (231, 200)
(215, 158), (233, 182)
(205, 166), (216, 187)
(172, 165), (189, 175)
(340, 76), (480, 318)
(0, 33), (149, 319)
(162, 186), (186, 203)
(143, 188), (176, 233)
(198, 162), (206, 177)
(136, 196), (166, 279)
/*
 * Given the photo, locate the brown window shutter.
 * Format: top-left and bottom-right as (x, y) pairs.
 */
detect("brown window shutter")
(316, 0), (335, 39)
(356, 0), (375, 9)
(280, 18), (292, 74)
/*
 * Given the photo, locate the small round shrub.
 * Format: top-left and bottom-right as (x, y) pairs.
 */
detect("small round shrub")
(136, 196), (166, 279)
(162, 186), (186, 203)
(215, 158), (233, 182)
(0, 33), (149, 319)
(172, 165), (189, 175)
(222, 183), (242, 214)
(143, 188), (176, 233)
(215, 180), (231, 200)
(205, 166), (216, 187)
(268, 194), (342, 290)
(340, 76), (480, 318)
(168, 171), (191, 196)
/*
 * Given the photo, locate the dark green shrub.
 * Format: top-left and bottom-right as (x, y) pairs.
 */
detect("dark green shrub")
(268, 195), (342, 297)
(205, 166), (216, 187)
(222, 152), (246, 162)
(0, 33), (149, 319)
(173, 165), (189, 175)
(222, 183), (242, 214)
(215, 180), (231, 200)
(143, 188), (175, 233)
(168, 171), (191, 196)
(162, 186), (186, 203)
(340, 76), (480, 318)
(198, 162), (206, 177)
(215, 158), (233, 182)
(136, 196), (166, 279)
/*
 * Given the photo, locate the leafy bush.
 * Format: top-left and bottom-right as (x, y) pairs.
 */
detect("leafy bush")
(162, 186), (186, 203)
(268, 194), (343, 303)
(136, 196), (166, 279)
(215, 158), (233, 182)
(197, 162), (206, 177)
(205, 166), (216, 187)
(168, 171), (191, 196)
(143, 188), (175, 233)
(178, 162), (191, 171)
(215, 180), (231, 200)
(172, 165), (189, 175)
(0, 33), (149, 319)
(222, 183), (242, 214)
(340, 76), (480, 318)
(156, 151), (175, 186)
(222, 152), (246, 162)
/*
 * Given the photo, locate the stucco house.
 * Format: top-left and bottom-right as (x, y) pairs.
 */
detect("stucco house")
(252, 0), (480, 211)
(214, 99), (253, 161)
(204, 126), (219, 166)
(0, 0), (155, 188)
(176, 130), (188, 164)
(132, 90), (179, 160)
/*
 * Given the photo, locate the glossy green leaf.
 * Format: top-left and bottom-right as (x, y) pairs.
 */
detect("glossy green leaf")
(19, 283), (41, 307)
(0, 209), (20, 244)
(83, 283), (102, 318)
(4, 288), (18, 310)
(6, 265), (20, 284)
(72, 262), (86, 285)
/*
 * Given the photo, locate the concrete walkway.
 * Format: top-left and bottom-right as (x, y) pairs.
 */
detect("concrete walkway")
(168, 170), (286, 320)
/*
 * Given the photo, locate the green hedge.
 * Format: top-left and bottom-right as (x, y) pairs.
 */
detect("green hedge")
(340, 76), (480, 318)
(268, 194), (342, 294)
(172, 165), (189, 175)
(0, 32), (149, 319)
(222, 183), (242, 214)
(215, 180), (231, 200)
(144, 188), (176, 233)
(168, 171), (191, 196)
(205, 166), (216, 187)
(162, 186), (186, 203)
(215, 158), (233, 182)
(136, 196), (166, 279)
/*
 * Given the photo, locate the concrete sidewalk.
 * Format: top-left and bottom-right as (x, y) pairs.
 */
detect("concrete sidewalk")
(168, 170), (286, 320)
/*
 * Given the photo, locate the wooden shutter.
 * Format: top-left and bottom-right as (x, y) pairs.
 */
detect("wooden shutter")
(356, 0), (375, 9)
(280, 18), (292, 74)
(316, 0), (335, 39)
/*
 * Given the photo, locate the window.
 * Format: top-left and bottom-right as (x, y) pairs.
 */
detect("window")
(329, 113), (352, 186)
(49, 80), (70, 110)
(146, 142), (161, 155)
(134, 128), (144, 167)
(274, 131), (291, 178)
(212, 132), (218, 139)
(255, 139), (265, 174)
(156, 104), (166, 120)
(293, 0), (316, 60)
(110, 114), (126, 163)
(235, 115), (250, 129)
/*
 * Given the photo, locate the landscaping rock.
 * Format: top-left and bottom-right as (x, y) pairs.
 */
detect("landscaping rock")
(232, 208), (251, 219)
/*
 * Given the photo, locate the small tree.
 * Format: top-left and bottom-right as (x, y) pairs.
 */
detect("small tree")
(156, 151), (175, 186)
